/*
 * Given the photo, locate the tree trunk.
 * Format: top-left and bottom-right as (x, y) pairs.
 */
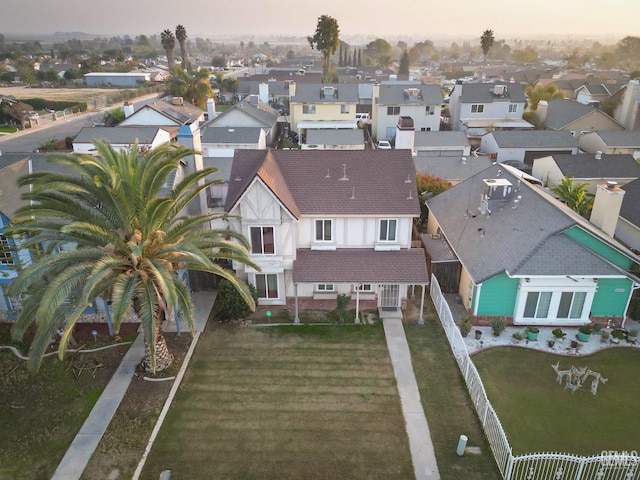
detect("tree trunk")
(140, 313), (174, 373)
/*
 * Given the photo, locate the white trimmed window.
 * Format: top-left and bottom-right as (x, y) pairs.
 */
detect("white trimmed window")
(250, 227), (275, 255)
(0, 234), (14, 265)
(387, 106), (400, 115)
(303, 105), (316, 114)
(522, 290), (588, 320)
(317, 284), (335, 291)
(355, 284), (373, 292)
(379, 219), (397, 242)
(471, 104), (484, 113)
(315, 219), (332, 242)
(425, 105), (435, 115)
(256, 274), (278, 299)
(508, 104), (517, 113)
(340, 105), (350, 114)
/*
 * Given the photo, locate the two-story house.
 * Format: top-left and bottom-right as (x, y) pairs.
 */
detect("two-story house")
(372, 83), (444, 141)
(448, 82), (532, 141)
(224, 149), (429, 321)
(579, 131), (640, 160)
(480, 130), (579, 165)
(289, 83), (359, 143)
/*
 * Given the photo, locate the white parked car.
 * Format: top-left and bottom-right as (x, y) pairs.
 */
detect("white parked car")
(376, 140), (392, 149)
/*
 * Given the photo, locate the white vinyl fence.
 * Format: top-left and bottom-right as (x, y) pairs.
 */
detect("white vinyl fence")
(429, 274), (639, 480)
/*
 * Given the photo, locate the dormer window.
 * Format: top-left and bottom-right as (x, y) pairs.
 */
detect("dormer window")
(404, 88), (422, 101)
(322, 86), (336, 99)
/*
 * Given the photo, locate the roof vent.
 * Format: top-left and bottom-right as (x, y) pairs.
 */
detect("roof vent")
(607, 180), (618, 190)
(595, 150), (603, 160)
(339, 164), (349, 181)
(460, 157), (466, 164)
(493, 85), (507, 96)
(350, 188), (356, 200)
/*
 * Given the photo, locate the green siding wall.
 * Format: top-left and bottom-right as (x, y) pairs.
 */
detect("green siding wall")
(591, 278), (632, 316)
(564, 227), (633, 270)
(477, 273), (519, 316)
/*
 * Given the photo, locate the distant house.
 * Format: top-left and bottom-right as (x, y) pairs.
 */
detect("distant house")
(480, 130), (579, 165)
(606, 80), (640, 131)
(289, 83), (359, 139)
(413, 131), (471, 157)
(203, 95), (279, 146)
(532, 153), (640, 194)
(200, 126), (266, 157)
(224, 149), (429, 319)
(84, 72), (151, 87)
(426, 163), (640, 326)
(119, 96), (206, 132)
(579, 131), (640, 160)
(448, 82), (532, 140)
(538, 98), (625, 136)
(72, 126), (171, 154)
(372, 83), (443, 141)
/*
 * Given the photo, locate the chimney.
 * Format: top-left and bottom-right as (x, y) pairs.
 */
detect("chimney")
(248, 94), (259, 106)
(123, 100), (135, 118)
(206, 97), (215, 121)
(372, 83), (380, 101)
(258, 82), (269, 104)
(537, 100), (548, 124)
(395, 116), (415, 152)
(288, 81), (296, 98)
(589, 181), (625, 237)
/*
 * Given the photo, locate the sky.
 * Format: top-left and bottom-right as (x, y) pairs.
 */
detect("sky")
(1, 0), (639, 43)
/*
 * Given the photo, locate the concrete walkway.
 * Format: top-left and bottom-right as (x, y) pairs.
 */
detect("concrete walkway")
(382, 312), (440, 480)
(51, 291), (216, 480)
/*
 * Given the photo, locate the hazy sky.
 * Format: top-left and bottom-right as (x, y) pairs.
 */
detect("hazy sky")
(1, 0), (638, 41)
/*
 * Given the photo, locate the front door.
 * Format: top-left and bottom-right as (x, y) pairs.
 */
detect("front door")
(379, 284), (400, 311)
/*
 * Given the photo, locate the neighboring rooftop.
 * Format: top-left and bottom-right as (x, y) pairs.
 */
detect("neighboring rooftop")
(377, 84), (444, 105)
(550, 153), (640, 179)
(489, 130), (579, 148)
(458, 82), (527, 103)
(73, 126), (165, 145)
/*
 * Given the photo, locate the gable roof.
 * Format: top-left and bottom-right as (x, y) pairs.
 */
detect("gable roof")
(459, 82), (527, 104)
(73, 126), (165, 145)
(620, 178), (640, 227)
(414, 155), (492, 182)
(225, 149), (419, 217)
(377, 84), (444, 105)
(550, 153), (640, 179)
(208, 97), (279, 129)
(201, 126), (265, 144)
(593, 130), (640, 147)
(489, 130), (579, 148)
(291, 83), (359, 103)
(426, 163), (636, 283)
(126, 97), (204, 126)
(543, 98), (624, 130)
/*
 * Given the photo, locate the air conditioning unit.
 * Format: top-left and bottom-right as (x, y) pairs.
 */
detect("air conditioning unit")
(172, 96), (184, 106)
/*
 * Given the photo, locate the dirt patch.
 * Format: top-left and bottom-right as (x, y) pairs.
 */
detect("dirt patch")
(0, 86), (128, 103)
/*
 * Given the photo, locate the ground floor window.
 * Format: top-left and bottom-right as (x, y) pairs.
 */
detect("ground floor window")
(256, 274), (279, 299)
(355, 284), (373, 292)
(521, 290), (588, 320)
(316, 284), (334, 291)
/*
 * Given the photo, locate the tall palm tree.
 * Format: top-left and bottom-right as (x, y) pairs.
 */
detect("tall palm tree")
(480, 29), (495, 63)
(164, 67), (214, 107)
(175, 24), (189, 70)
(161, 29), (176, 71)
(8, 141), (258, 372)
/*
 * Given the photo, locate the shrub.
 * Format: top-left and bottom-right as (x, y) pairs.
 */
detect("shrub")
(327, 294), (351, 323)
(491, 319), (506, 336)
(552, 328), (566, 339)
(216, 278), (258, 320)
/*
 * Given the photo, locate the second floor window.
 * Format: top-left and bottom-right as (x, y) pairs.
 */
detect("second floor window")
(250, 226), (275, 254)
(315, 219), (332, 242)
(471, 104), (484, 113)
(303, 105), (316, 114)
(387, 106), (400, 116)
(341, 105), (350, 114)
(508, 104), (518, 113)
(379, 219), (397, 242)
(0, 234), (14, 265)
(425, 105), (435, 115)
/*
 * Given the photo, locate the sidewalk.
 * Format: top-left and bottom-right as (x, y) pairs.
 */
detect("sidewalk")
(381, 311), (440, 480)
(51, 291), (216, 480)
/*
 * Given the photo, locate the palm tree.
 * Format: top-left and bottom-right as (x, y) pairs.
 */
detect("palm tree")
(551, 177), (594, 218)
(161, 29), (176, 71)
(175, 24), (189, 71)
(164, 67), (214, 107)
(480, 29), (495, 63)
(8, 141), (258, 372)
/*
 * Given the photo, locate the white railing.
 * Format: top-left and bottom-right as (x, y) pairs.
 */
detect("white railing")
(429, 274), (639, 480)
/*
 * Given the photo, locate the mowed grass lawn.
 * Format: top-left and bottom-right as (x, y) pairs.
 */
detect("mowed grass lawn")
(141, 324), (414, 480)
(474, 348), (640, 455)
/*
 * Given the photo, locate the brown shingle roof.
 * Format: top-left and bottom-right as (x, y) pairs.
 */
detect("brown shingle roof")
(293, 248), (429, 283)
(225, 149), (420, 216)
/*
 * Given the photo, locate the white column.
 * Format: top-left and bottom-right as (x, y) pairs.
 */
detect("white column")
(294, 283), (300, 324)
(355, 286), (361, 324)
(418, 285), (425, 325)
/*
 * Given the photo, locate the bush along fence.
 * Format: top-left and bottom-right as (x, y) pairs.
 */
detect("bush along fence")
(429, 274), (640, 480)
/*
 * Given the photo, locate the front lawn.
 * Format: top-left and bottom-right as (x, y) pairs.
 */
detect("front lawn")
(473, 348), (640, 455)
(141, 324), (414, 479)
(0, 325), (133, 479)
(0, 126), (18, 133)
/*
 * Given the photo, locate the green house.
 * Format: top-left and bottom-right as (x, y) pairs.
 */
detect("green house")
(426, 164), (640, 327)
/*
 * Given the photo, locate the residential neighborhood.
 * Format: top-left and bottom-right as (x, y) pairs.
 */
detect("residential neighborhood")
(2, 10), (640, 480)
